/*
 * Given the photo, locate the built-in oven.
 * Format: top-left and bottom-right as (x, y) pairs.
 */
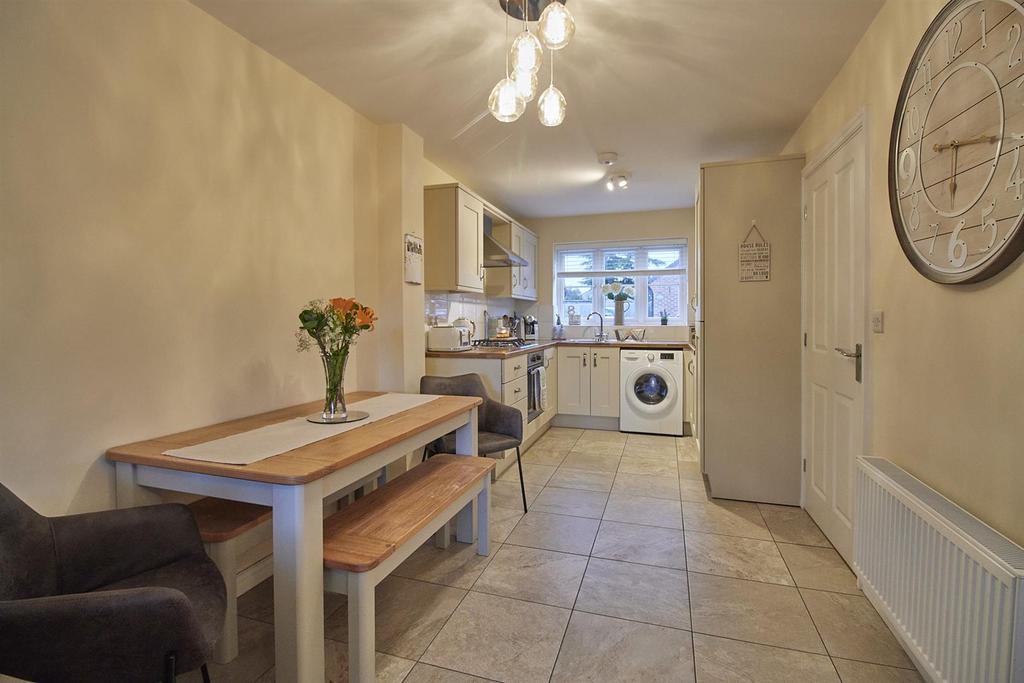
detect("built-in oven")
(526, 351), (545, 423)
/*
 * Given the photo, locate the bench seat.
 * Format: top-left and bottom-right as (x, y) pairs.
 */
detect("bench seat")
(323, 454), (494, 683)
(323, 454), (495, 572)
(187, 466), (384, 664)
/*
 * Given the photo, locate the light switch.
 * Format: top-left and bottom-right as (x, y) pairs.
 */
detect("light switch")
(871, 310), (884, 333)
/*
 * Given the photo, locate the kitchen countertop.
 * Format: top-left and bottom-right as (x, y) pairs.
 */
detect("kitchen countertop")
(426, 338), (693, 360)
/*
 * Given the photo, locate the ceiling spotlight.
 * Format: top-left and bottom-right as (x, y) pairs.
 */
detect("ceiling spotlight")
(597, 152), (618, 166)
(605, 173), (631, 191)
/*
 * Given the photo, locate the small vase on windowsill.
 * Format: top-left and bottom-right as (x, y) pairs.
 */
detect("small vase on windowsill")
(613, 300), (628, 326)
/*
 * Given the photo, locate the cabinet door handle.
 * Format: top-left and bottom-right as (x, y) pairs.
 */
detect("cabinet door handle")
(583, 354), (587, 367)
(514, 387), (522, 394)
(514, 364), (522, 371)
(593, 352), (598, 367)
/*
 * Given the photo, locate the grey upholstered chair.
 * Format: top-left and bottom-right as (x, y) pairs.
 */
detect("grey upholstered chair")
(421, 373), (528, 512)
(0, 482), (226, 683)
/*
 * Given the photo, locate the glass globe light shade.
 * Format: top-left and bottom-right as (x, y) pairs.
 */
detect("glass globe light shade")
(537, 84), (566, 127)
(512, 69), (538, 102)
(511, 30), (543, 74)
(488, 77), (526, 122)
(538, 2), (575, 50)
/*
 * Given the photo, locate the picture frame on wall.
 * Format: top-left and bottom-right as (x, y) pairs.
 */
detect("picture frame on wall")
(404, 233), (423, 284)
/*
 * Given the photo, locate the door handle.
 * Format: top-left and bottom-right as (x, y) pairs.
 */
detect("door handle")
(583, 354), (587, 367)
(834, 343), (863, 383)
(593, 352), (598, 367)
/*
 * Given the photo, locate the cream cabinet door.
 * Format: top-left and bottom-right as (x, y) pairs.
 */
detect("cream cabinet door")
(589, 347), (620, 417)
(684, 350), (696, 425)
(457, 190), (484, 292)
(519, 228), (538, 300)
(556, 346), (590, 416)
(510, 226), (524, 297)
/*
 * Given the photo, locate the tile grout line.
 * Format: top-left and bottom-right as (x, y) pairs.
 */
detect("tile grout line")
(753, 502), (841, 679)
(681, 473), (697, 683)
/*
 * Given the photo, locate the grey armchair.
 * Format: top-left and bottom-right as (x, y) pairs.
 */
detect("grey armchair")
(421, 373), (528, 512)
(0, 482), (226, 683)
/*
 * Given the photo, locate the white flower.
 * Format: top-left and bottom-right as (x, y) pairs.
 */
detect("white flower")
(624, 286), (635, 297)
(611, 282), (623, 294)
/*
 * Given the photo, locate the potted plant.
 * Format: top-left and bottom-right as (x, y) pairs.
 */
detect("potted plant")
(296, 297), (377, 424)
(601, 283), (635, 325)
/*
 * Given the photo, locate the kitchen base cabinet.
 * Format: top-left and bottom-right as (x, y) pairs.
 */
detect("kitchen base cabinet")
(556, 346), (619, 419)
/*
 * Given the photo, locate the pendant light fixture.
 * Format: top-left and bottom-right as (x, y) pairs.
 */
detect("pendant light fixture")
(537, 51), (566, 127)
(489, 0), (574, 126)
(538, 1), (575, 50)
(488, 6), (526, 122)
(512, 68), (538, 102)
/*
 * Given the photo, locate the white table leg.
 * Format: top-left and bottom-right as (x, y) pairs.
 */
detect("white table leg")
(455, 408), (479, 456)
(453, 409), (479, 544)
(477, 477), (490, 556)
(114, 462), (138, 508)
(347, 571), (375, 683)
(206, 539), (239, 664)
(272, 482), (324, 683)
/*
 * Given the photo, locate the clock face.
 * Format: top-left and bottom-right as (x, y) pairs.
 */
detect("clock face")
(890, 0), (1024, 283)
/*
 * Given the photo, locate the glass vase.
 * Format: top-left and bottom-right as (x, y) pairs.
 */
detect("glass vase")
(308, 343), (369, 424)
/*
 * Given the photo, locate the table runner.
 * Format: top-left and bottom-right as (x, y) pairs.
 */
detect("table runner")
(163, 393), (441, 465)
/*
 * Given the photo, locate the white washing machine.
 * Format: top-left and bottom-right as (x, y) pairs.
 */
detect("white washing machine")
(620, 349), (685, 436)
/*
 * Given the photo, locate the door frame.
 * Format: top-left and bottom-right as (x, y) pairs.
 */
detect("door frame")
(799, 108), (873, 509)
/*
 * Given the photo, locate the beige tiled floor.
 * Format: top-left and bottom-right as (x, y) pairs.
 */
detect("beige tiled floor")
(188, 429), (922, 683)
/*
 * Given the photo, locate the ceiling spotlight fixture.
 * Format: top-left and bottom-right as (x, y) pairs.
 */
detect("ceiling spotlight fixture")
(597, 152), (618, 166)
(538, 1), (575, 50)
(491, 0), (574, 127)
(605, 173), (631, 191)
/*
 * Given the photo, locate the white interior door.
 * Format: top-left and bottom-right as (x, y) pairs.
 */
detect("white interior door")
(802, 118), (868, 563)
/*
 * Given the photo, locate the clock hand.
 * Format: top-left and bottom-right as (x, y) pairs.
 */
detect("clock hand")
(932, 134), (999, 152)
(950, 143), (958, 210)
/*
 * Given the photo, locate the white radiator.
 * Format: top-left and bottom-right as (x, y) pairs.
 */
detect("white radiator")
(855, 457), (1024, 683)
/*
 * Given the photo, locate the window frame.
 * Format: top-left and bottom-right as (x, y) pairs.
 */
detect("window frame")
(554, 238), (688, 326)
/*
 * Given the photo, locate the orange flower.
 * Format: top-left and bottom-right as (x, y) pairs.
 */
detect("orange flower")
(330, 297), (357, 316)
(356, 306), (377, 329)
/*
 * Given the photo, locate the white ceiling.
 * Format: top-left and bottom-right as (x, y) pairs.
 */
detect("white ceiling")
(193, 0), (883, 218)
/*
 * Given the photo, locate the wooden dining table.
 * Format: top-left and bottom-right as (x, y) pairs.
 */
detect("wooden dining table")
(106, 391), (481, 683)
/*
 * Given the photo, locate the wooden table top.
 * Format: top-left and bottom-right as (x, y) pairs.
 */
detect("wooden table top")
(106, 391), (482, 485)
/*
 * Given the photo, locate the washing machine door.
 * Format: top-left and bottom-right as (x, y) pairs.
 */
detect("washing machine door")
(625, 364), (678, 415)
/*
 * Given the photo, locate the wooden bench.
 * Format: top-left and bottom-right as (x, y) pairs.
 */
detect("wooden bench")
(322, 455), (494, 683)
(189, 469), (385, 663)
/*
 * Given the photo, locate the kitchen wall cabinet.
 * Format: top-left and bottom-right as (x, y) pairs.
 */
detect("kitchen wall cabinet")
(486, 221), (538, 301)
(424, 184), (484, 293)
(556, 346), (619, 418)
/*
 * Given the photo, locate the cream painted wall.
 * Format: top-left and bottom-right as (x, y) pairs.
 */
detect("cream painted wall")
(422, 158), (459, 186)
(0, 0), (382, 514)
(524, 209), (696, 335)
(783, 0), (1024, 544)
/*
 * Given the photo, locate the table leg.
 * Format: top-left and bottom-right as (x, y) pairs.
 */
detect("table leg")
(453, 409), (479, 544)
(114, 462), (138, 508)
(477, 476), (490, 557)
(347, 571), (375, 683)
(272, 482), (324, 683)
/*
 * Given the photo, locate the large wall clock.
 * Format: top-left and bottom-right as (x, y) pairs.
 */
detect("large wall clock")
(890, 0), (1024, 283)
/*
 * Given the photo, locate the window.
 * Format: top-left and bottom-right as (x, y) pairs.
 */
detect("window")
(555, 239), (688, 325)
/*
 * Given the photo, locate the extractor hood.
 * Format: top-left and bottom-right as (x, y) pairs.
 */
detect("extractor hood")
(483, 231), (528, 268)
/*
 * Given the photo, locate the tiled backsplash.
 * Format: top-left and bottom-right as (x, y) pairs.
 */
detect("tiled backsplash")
(425, 292), (690, 343)
(425, 292), (518, 334)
